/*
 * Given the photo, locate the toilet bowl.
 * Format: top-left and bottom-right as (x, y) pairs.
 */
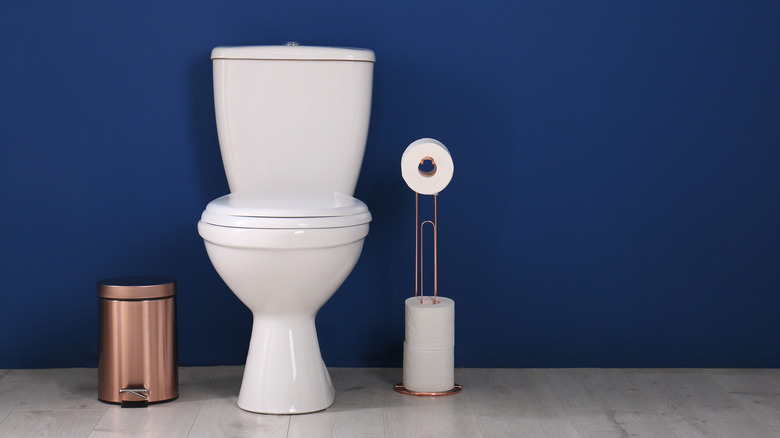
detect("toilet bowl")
(198, 192), (370, 413)
(199, 45), (375, 414)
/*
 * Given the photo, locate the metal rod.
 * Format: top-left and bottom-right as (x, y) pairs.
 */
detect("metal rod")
(415, 192), (439, 304)
(420, 220), (435, 303)
(434, 193), (438, 304)
(415, 192), (419, 298)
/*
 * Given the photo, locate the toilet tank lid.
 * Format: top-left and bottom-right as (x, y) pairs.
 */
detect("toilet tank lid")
(204, 192), (370, 218)
(211, 45), (375, 62)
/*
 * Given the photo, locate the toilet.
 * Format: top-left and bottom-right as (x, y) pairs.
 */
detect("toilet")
(197, 45), (375, 414)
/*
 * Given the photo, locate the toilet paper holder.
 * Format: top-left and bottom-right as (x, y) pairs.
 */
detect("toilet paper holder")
(396, 142), (461, 397)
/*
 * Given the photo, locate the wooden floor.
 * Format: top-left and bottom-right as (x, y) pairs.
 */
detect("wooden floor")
(0, 367), (779, 437)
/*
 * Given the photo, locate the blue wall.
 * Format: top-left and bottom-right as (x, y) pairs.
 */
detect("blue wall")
(2, 1), (779, 369)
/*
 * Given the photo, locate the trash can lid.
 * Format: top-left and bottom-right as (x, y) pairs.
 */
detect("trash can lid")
(97, 276), (176, 300)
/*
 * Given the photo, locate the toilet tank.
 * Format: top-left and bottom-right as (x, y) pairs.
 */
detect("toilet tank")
(212, 45), (375, 195)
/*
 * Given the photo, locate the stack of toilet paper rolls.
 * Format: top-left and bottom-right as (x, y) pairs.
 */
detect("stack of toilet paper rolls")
(402, 296), (455, 392)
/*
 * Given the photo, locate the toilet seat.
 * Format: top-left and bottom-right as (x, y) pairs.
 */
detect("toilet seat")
(200, 192), (371, 229)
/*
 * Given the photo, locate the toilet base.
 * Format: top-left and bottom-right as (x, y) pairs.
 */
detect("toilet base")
(237, 314), (335, 414)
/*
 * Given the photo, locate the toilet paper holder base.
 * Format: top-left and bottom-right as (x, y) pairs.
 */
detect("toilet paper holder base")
(393, 383), (462, 396)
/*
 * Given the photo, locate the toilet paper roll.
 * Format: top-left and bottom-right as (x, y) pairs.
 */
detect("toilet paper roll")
(403, 343), (455, 393)
(401, 138), (454, 195)
(405, 296), (454, 349)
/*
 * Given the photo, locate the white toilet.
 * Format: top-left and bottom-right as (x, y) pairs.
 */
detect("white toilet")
(197, 45), (375, 414)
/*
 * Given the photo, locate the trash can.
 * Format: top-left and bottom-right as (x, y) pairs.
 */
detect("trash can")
(97, 277), (178, 406)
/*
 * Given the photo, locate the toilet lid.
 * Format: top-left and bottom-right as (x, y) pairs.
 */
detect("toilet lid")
(200, 192), (372, 229)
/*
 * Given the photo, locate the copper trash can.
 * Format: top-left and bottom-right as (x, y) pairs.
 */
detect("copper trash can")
(98, 277), (179, 407)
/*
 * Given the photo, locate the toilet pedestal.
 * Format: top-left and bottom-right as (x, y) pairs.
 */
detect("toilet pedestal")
(238, 315), (334, 414)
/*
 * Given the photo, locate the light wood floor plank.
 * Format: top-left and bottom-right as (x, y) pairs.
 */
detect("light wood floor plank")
(288, 367), (387, 438)
(709, 370), (780, 437)
(1, 367), (779, 437)
(89, 366), (216, 438)
(189, 366), (289, 438)
(14, 368), (105, 412)
(0, 409), (105, 438)
(624, 368), (721, 374)
(464, 368), (579, 438)
(567, 409), (678, 438)
(545, 369), (656, 411)
(384, 368), (483, 438)
(0, 369), (50, 422)
(630, 372), (776, 438)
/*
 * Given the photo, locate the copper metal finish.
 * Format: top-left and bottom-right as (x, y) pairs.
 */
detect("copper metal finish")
(418, 156), (437, 177)
(98, 277), (178, 405)
(401, 157), (459, 396)
(415, 192), (439, 304)
(393, 383), (462, 396)
(97, 276), (176, 300)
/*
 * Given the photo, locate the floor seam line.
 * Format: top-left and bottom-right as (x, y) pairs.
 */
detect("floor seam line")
(626, 373), (683, 438)
(543, 370), (585, 438)
(461, 369), (486, 438)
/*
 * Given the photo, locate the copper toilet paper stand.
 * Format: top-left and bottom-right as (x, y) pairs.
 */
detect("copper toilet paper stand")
(394, 157), (462, 397)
